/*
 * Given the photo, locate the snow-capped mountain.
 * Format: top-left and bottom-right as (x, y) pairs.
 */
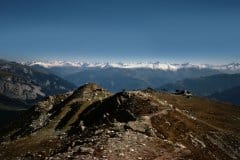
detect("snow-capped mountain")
(210, 63), (240, 72)
(16, 60), (240, 94)
(22, 61), (240, 72)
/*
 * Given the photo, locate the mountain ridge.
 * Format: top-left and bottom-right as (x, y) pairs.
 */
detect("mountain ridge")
(0, 59), (76, 105)
(23, 61), (240, 72)
(0, 83), (239, 159)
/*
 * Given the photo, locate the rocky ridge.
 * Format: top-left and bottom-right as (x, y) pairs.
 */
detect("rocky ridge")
(0, 83), (239, 160)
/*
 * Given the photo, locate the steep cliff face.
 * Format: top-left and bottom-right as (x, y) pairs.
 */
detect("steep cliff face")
(0, 59), (76, 105)
(0, 84), (239, 160)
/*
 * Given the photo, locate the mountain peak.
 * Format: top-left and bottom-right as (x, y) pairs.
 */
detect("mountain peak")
(70, 83), (110, 100)
(1, 84), (240, 159)
(76, 83), (104, 92)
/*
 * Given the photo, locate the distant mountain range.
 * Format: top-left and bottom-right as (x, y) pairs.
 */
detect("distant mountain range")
(160, 73), (240, 106)
(23, 60), (240, 73)
(64, 67), (220, 92)
(24, 60), (233, 92)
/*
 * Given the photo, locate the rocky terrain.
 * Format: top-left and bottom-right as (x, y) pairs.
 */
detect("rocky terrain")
(0, 59), (76, 106)
(0, 83), (240, 160)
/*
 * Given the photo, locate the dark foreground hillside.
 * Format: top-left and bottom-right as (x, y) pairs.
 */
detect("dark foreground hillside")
(0, 83), (239, 160)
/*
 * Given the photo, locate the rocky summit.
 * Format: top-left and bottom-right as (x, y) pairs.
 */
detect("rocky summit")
(0, 83), (240, 160)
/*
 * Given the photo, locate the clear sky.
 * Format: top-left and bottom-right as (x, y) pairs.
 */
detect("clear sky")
(0, 0), (240, 64)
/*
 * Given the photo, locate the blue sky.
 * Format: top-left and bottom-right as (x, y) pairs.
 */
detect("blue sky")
(0, 0), (240, 63)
